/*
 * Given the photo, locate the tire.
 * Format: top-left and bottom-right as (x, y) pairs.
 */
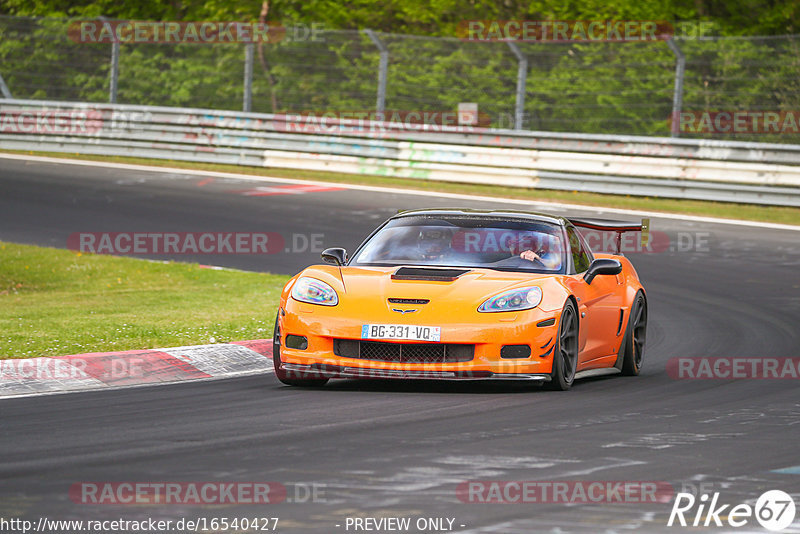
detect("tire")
(620, 291), (647, 376)
(273, 314), (329, 387)
(548, 300), (579, 391)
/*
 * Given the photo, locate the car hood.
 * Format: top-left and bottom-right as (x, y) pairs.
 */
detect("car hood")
(294, 264), (556, 308)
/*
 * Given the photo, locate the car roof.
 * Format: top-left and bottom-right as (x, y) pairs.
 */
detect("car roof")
(392, 208), (567, 226)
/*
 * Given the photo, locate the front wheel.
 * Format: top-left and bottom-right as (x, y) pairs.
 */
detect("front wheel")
(273, 314), (329, 387)
(548, 300), (579, 391)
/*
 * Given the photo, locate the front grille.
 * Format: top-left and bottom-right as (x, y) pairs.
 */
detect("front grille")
(361, 340), (402, 362)
(334, 339), (474, 363)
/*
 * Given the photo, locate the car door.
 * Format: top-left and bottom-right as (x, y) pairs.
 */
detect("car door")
(563, 225), (622, 363)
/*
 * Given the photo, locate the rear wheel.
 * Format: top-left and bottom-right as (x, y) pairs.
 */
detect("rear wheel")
(273, 314), (329, 387)
(548, 300), (579, 391)
(621, 292), (647, 376)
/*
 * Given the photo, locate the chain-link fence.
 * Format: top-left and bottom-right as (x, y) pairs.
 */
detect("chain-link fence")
(1, 15), (799, 143)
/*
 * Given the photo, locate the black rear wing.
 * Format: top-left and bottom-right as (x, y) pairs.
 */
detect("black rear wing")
(569, 217), (650, 255)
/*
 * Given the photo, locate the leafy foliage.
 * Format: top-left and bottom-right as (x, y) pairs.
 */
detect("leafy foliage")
(0, 1), (798, 141)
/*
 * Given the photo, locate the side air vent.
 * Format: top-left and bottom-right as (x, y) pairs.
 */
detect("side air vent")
(501, 345), (531, 359)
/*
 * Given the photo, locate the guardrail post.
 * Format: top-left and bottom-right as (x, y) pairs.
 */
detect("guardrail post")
(666, 38), (685, 138)
(364, 29), (388, 114)
(243, 43), (254, 112)
(507, 42), (528, 131)
(0, 72), (12, 98)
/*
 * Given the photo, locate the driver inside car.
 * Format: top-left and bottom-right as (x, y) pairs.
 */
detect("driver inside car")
(511, 233), (563, 270)
(415, 228), (456, 262)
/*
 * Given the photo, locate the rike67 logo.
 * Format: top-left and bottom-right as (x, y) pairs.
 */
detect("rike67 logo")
(668, 490), (796, 531)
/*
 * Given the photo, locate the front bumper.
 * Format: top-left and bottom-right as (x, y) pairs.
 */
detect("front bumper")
(280, 362), (552, 382)
(278, 305), (560, 379)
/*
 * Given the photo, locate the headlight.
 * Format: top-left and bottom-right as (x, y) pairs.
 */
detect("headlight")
(291, 277), (338, 306)
(478, 287), (542, 313)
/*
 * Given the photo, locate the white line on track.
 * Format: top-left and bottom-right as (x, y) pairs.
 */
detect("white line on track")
(2, 152), (799, 232)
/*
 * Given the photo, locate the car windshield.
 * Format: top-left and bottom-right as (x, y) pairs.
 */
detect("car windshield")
(352, 215), (566, 273)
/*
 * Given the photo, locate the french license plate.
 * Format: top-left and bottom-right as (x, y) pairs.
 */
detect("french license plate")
(361, 324), (441, 342)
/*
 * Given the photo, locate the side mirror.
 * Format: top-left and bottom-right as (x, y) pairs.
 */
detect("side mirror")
(321, 247), (347, 266)
(583, 258), (622, 285)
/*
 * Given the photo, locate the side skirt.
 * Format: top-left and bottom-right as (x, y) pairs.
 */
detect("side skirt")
(575, 367), (621, 380)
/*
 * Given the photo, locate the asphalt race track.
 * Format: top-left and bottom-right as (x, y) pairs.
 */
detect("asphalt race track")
(1, 156), (800, 533)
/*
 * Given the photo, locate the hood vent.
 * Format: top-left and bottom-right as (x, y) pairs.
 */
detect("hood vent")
(391, 267), (470, 282)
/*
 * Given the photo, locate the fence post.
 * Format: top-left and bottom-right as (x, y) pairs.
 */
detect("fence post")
(243, 43), (254, 112)
(507, 42), (527, 130)
(0, 72), (11, 98)
(99, 17), (119, 103)
(666, 38), (685, 137)
(364, 29), (388, 114)
(109, 41), (119, 103)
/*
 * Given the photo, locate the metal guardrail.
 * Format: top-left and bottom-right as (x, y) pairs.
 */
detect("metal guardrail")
(1, 99), (800, 206)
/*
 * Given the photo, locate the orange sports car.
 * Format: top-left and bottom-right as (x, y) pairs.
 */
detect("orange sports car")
(273, 208), (647, 390)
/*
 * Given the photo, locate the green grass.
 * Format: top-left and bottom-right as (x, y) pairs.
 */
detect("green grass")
(4, 149), (800, 226)
(0, 242), (289, 359)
